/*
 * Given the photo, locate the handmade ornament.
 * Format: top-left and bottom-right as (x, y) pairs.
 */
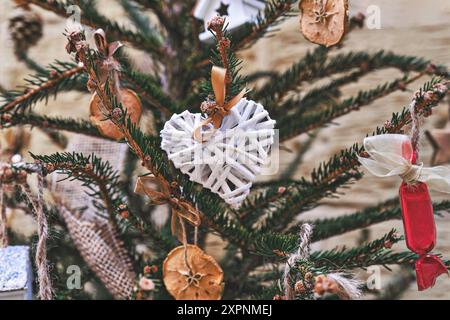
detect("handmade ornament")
(425, 122), (450, 165)
(299, 0), (348, 47)
(58, 202), (136, 299)
(193, 0), (265, 42)
(134, 176), (201, 243)
(88, 29), (142, 141)
(163, 244), (224, 300)
(358, 134), (450, 290)
(161, 67), (275, 207)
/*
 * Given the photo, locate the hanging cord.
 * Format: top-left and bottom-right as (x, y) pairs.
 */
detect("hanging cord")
(19, 165), (53, 300)
(0, 186), (8, 248)
(283, 223), (313, 300)
(409, 96), (421, 157)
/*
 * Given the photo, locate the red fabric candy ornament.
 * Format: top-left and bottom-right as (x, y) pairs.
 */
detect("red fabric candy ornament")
(358, 134), (450, 291)
(400, 140), (447, 290)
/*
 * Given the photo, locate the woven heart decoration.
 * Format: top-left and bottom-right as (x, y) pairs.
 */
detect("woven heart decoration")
(161, 98), (275, 207)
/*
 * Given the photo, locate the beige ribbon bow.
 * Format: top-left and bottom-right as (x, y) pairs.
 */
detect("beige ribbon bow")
(357, 134), (450, 192)
(193, 66), (248, 142)
(134, 176), (201, 243)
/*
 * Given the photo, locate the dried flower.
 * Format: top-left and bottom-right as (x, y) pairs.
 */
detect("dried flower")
(278, 186), (286, 194)
(139, 277), (155, 291)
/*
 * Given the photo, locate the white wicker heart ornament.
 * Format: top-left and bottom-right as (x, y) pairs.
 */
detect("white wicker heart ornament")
(161, 98), (275, 207)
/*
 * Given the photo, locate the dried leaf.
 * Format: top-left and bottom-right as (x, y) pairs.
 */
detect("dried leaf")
(89, 88), (142, 141)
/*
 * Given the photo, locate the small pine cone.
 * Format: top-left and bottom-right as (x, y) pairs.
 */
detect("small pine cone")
(9, 10), (43, 54)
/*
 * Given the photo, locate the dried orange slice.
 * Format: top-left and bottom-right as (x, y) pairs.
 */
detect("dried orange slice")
(89, 88), (142, 141)
(163, 245), (224, 300)
(299, 0), (348, 47)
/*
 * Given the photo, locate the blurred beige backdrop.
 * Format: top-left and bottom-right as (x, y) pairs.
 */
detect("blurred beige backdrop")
(1, 0), (450, 299)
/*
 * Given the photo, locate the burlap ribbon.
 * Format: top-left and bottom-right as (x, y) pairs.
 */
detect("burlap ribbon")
(134, 176), (201, 243)
(193, 66), (247, 142)
(357, 134), (450, 192)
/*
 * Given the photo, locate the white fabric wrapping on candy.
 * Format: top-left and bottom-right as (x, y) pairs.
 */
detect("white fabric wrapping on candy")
(161, 98), (275, 207)
(357, 134), (450, 193)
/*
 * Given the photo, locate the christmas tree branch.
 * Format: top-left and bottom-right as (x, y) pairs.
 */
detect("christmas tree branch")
(1, 113), (104, 139)
(271, 69), (364, 119)
(27, 151), (176, 254)
(27, 0), (165, 58)
(306, 199), (450, 242)
(65, 29), (255, 250)
(255, 50), (448, 106)
(279, 73), (425, 142)
(239, 79), (449, 231)
(0, 62), (85, 114)
(31, 152), (124, 222)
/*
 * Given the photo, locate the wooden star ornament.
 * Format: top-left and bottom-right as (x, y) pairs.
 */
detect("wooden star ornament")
(299, 0), (349, 47)
(216, 1), (230, 16)
(425, 123), (450, 165)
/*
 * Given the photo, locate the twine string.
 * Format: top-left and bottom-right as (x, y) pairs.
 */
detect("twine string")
(283, 223), (313, 300)
(0, 186), (8, 248)
(21, 167), (53, 300)
(409, 99), (421, 158)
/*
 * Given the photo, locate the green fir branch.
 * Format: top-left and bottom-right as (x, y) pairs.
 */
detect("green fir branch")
(308, 200), (450, 242)
(240, 79), (448, 232)
(255, 50), (448, 105)
(2, 112), (103, 138)
(0, 61), (85, 114)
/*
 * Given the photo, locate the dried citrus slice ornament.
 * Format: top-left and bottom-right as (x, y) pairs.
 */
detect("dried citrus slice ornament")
(299, 0), (349, 47)
(163, 244), (224, 300)
(89, 88), (142, 141)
